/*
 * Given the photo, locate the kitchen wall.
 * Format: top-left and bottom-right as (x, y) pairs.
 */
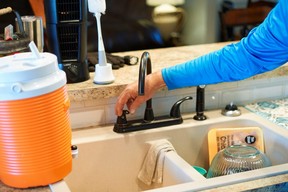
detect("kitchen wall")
(181, 0), (278, 45)
(69, 74), (288, 129)
(181, 0), (219, 45)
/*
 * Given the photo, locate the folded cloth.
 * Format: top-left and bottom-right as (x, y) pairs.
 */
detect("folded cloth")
(138, 139), (176, 185)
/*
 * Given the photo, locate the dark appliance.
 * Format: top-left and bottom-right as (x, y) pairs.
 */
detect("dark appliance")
(44, 0), (90, 83)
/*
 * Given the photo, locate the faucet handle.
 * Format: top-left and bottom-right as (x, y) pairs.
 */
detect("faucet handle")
(116, 110), (129, 125)
(170, 96), (193, 118)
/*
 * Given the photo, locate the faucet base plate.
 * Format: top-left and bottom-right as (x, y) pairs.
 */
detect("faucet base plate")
(113, 116), (183, 133)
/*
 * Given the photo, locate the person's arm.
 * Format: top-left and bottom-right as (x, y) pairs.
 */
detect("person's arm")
(115, 0), (288, 116)
(162, 0), (288, 90)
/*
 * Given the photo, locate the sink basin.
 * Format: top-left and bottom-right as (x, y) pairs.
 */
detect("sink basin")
(60, 107), (288, 192)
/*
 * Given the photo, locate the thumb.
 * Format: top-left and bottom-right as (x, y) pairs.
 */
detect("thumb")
(127, 96), (147, 114)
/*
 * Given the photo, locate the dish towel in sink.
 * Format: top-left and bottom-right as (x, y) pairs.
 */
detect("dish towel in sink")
(138, 139), (176, 185)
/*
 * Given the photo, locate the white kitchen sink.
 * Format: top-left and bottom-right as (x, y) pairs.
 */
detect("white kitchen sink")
(54, 107), (288, 192)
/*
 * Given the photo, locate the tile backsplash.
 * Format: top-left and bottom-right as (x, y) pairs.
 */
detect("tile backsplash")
(69, 76), (288, 129)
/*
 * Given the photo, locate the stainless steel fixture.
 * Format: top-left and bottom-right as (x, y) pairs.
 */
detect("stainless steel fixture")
(222, 102), (241, 117)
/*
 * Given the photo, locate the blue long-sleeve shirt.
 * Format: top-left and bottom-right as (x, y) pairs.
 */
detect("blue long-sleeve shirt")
(162, 0), (288, 90)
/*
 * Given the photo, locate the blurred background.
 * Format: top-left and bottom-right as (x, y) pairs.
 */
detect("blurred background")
(0, 0), (278, 53)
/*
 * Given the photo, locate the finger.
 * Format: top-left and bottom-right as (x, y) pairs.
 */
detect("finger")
(115, 83), (139, 116)
(115, 99), (125, 116)
(126, 98), (135, 113)
(115, 91), (134, 116)
(127, 96), (146, 114)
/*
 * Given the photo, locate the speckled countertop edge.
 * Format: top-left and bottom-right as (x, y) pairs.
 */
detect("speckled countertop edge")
(201, 174), (288, 192)
(66, 42), (288, 102)
(0, 181), (50, 192)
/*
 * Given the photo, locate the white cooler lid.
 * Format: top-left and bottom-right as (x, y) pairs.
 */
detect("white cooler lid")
(0, 42), (66, 101)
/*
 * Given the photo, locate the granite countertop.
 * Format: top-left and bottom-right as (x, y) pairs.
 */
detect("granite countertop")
(67, 42), (288, 102)
(0, 181), (50, 192)
(66, 41), (288, 102)
(202, 174), (288, 192)
(245, 97), (288, 130)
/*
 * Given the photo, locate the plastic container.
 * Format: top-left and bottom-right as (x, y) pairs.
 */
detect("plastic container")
(0, 46), (72, 188)
(208, 127), (264, 165)
(206, 145), (271, 178)
(192, 166), (207, 176)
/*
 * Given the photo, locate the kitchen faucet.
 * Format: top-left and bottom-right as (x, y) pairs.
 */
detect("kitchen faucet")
(113, 51), (193, 133)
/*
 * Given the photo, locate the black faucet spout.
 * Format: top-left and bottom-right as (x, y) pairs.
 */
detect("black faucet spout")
(139, 52), (154, 122)
(138, 52), (151, 95)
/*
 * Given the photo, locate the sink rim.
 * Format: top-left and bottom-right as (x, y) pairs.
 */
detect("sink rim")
(71, 107), (288, 145)
(145, 164), (288, 192)
(66, 107), (288, 192)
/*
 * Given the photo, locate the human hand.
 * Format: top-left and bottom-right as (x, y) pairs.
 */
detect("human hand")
(114, 71), (166, 116)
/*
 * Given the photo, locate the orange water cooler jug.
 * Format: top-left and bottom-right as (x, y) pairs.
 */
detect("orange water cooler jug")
(0, 46), (72, 188)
